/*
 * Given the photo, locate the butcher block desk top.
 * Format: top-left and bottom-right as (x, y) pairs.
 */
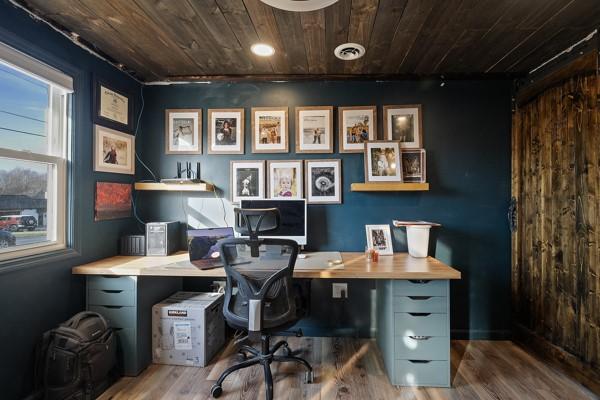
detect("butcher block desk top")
(72, 252), (461, 280)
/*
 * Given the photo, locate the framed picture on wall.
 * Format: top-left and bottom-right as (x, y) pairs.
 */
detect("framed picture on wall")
(94, 182), (132, 221)
(230, 160), (265, 204)
(93, 76), (134, 132)
(364, 140), (402, 182)
(401, 149), (426, 183)
(295, 106), (333, 153)
(93, 124), (135, 175)
(383, 104), (423, 148)
(305, 159), (342, 204)
(164, 109), (202, 154)
(267, 160), (303, 199)
(365, 224), (394, 255)
(338, 106), (377, 153)
(208, 108), (244, 154)
(251, 107), (288, 153)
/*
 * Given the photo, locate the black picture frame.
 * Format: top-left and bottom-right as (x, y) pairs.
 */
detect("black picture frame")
(92, 75), (134, 133)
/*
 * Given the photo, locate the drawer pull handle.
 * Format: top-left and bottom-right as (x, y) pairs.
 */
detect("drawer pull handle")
(408, 280), (431, 284)
(103, 306), (123, 309)
(408, 360), (432, 364)
(113, 328), (124, 332)
(408, 312), (431, 317)
(408, 336), (431, 341)
(101, 290), (123, 294)
(101, 275), (121, 279)
(408, 296), (432, 300)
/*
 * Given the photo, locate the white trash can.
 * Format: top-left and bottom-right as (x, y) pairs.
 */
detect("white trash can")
(406, 225), (431, 258)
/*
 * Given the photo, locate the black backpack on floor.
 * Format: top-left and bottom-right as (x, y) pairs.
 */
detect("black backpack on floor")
(34, 311), (118, 400)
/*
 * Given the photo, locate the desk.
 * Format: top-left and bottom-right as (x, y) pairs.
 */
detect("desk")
(73, 252), (460, 387)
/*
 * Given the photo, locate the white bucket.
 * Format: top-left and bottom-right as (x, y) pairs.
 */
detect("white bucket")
(406, 225), (431, 258)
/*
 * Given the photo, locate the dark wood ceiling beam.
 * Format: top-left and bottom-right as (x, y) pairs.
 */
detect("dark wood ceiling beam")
(324, 0), (351, 73)
(243, 0), (290, 73)
(215, 0), (274, 74)
(300, 10), (327, 74)
(345, 0), (379, 73)
(272, 9), (309, 74)
(362, 0), (408, 74)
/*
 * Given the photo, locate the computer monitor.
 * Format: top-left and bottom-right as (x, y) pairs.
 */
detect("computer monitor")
(239, 199), (307, 245)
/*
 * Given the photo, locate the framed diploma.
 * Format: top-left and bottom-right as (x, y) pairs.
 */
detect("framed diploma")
(93, 76), (134, 132)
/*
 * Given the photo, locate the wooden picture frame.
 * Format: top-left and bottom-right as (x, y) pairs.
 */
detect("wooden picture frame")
(401, 149), (427, 183)
(364, 140), (402, 183)
(251, 107), (288, 153)
(305, 159), (342, 204)
(207, 108), (245, 154)
(383, 104), (423, 148)
(93, 76), (134, 132)
(95, 182), (132, 221)
(164, 109), (202, 154)
(93, 125), (135, 175)
(267, 160), (303, 199)
(338, 106), (377, 153)
(295, 106), (334, 153)
(230, 160), (266, 204)
(365, 224), (394, 255)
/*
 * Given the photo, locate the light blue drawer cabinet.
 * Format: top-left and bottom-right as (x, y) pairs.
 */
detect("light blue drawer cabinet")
(86, 275), (182, 376)
(377, 279), (451, 388)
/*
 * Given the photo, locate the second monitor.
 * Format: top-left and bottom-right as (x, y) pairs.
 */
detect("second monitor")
(239, 199), (307, 245)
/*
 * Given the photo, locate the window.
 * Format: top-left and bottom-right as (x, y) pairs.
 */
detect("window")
(0, 41), (72, 261)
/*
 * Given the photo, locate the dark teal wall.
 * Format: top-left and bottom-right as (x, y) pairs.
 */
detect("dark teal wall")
(0, 2), (139, 399)
(137, 80), (513, 340)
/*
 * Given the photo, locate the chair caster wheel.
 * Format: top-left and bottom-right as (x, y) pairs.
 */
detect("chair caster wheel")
(211, 384), (223, 398)
(304, 370), (314, 384)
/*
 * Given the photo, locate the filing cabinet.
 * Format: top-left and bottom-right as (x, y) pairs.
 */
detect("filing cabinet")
(86, 275), (182, 376)
(376, 279), (451, 387)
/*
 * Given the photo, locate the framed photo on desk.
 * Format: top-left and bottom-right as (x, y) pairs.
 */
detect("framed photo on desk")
(365, 224), (393, 255)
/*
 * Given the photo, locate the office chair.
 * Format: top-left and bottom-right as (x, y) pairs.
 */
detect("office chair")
(210, 208), (313, 400)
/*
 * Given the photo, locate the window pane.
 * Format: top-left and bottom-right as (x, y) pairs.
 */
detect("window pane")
(0, 63), (49, 154)
(0, 157), (52, 251)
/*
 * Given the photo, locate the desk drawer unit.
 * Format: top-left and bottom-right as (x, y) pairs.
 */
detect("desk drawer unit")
(86, 275), (182, 376)
(376, 279), (450, 388)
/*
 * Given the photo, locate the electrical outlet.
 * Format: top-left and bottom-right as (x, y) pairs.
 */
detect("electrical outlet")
(332, 283), (348, 299)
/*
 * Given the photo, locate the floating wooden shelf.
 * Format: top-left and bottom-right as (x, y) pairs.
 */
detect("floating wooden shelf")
(350, 182), (429, 192)
(134, 182), (215, 192)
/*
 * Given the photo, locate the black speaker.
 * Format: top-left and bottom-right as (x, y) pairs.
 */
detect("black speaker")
(146, 222), (180, 256)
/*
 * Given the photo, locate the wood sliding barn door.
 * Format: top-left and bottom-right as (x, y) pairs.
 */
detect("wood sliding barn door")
(512, 72), (600, 391)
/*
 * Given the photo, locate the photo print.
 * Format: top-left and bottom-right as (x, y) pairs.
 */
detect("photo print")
(401, 149), (426, 183)
(252, 107), (288, 153)
(165, 109), (201, 154)
(208, 109), (244, 154)
(295, 106), (333, 153)
(364, 141), (402, 182)
(230, 160), (265, 204)
(305, 159), (342, 204)
(365, 224), (393, 255)
(94, 125), (135, 174)
(384, 105), (423, 148)
(267, 160), (303, 199)
(339, 106), (377, 153)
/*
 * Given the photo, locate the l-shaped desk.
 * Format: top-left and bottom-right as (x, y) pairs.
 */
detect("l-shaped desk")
(73, 252), (461, 387)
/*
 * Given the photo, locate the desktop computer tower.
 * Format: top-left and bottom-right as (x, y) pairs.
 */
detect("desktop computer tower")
(146, 221), (180, 256)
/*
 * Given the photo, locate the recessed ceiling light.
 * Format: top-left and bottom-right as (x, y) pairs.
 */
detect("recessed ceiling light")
(260, 0), (338, 12)
(251, 43), (275, 57)
(334, 43), (366, 61)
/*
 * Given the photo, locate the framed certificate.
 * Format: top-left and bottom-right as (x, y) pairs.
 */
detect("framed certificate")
(93, 76), (134, 132)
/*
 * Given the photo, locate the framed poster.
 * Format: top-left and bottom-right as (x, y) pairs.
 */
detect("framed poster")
(251, 107), (288, 153)
(295, 106), (333, 153)
(338, 106), (377, 153)
(364, 140), (402, 182)
(164, 109), (202, 154)
(383, 104), (423, 148)
(93, 77), (134, 132)
(305, 159), (342, 204)
(93, 124), (135, 175)
(207, 108), (245, 154)
(95, 182), (132, 221)
(267, 160), (303, 199)
(230, 160), (265, 204)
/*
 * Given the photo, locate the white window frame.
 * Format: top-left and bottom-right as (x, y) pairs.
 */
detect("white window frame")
(0, 41), (72, 262)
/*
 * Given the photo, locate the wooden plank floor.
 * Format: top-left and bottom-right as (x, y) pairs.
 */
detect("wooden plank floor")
(99, 338), (598, 400)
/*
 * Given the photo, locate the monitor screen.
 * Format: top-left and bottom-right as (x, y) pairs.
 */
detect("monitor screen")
(240, 199), (307, 245)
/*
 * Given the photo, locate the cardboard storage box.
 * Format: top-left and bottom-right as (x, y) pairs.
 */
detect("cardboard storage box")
(152, 291), (225, 367)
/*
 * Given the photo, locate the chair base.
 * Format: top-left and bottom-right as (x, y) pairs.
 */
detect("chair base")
(211, 335), (313, 400)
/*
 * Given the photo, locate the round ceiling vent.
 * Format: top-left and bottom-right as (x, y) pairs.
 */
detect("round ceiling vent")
(334, 43), (366, 61)
(260, 0), (338, 12)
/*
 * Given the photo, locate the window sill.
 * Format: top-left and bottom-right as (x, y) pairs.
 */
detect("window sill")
(0, 247), (80, 275)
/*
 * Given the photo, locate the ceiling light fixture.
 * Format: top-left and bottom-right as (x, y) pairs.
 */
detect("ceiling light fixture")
(251, 43), (275, 57)
(260, 0), (338, 12)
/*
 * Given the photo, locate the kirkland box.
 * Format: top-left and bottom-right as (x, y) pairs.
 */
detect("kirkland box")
(152, 291), (225, 367)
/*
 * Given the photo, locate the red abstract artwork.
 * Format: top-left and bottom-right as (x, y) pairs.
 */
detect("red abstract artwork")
(95, 182), (132, 221)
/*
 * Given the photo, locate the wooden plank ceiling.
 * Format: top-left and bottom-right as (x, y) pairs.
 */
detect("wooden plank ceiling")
(17, 0), (600, 81)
